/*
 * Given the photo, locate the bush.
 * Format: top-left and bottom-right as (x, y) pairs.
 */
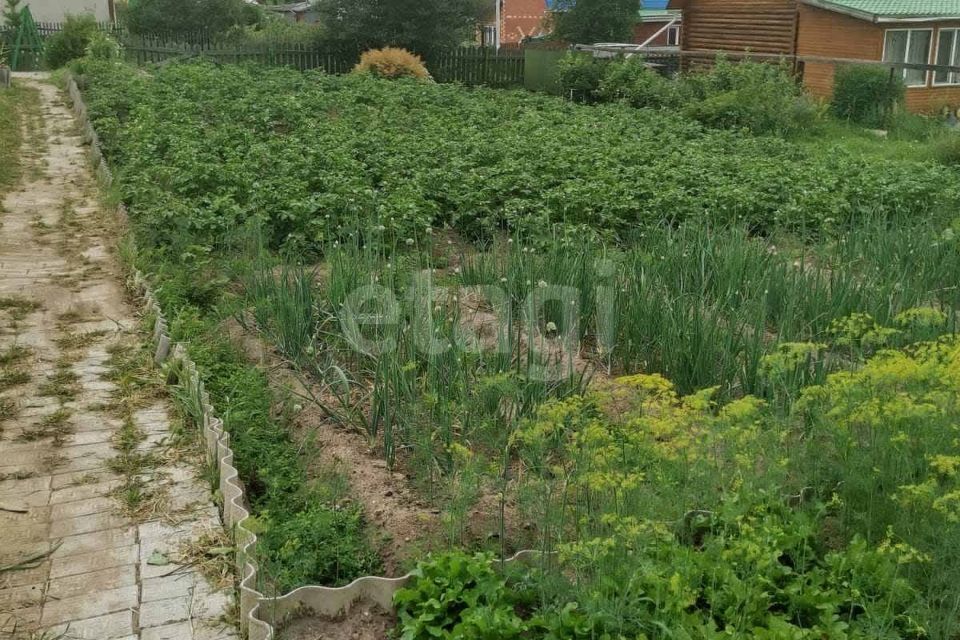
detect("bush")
(933, 132), (960, 166)
(557, 52), (607, 102)
(832, 64), (905, 128)
(597, 56), (683, 109)
(353, 47), (431, 80)
(85, 32), (123, 61)
(683, 58), (821, 135)
(44, 14), (99, 69)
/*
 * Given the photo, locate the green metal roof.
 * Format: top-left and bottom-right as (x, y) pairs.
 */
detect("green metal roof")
(638, 8), (682, 19)
(810, 0), (960, 19)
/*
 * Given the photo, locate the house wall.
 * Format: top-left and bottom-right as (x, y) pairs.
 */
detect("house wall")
(632, 21), (679, 46)
(22, 0), (113, 23)
(501, 0), (548, 45)
(675, 0), (799, 56)
(796, 3), (883, 100)
(796, 4), (960, 114)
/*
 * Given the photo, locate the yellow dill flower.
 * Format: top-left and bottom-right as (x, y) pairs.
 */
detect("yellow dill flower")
(929, 454), (960, 477)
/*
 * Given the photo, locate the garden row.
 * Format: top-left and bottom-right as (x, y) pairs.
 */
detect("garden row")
(72, 57), (960, 638)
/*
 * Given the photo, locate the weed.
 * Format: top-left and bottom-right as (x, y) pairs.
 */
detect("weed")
(0, 369), (31, 391)
(38, 365), (81, 402)
(54, 329), (108, 352)
(0, 470), (37, 481)
(0, 296), (42, 321)
(67, 473), (100, 486)
(0, 344), (32, 367)
(0, 397), (17, 424)
(16, 409), (74, 445)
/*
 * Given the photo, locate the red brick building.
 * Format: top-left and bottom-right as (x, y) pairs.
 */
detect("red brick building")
(669, 0), (960, 113)
(632, 8), (682, 46)
(498, 0), (550, 45)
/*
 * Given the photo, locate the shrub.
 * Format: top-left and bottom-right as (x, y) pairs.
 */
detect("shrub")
(353, 47), (431, 81)
(597, 56), (682, 109)
(44, 14), (99, 69)
(682, 58), (821, 135)
(85, 32), (123, 61)
(832, 64), (905, 127)
(557, 52), (606, 102)
(933, 132), (960, 166)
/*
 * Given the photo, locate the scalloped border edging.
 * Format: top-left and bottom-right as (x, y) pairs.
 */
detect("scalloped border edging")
(64, 73), (544, 640)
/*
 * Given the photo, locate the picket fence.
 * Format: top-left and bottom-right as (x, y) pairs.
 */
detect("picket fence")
(127, 37), (526, 87)
(1, 21), (525, 87)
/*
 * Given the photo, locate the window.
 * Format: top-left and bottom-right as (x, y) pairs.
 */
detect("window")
(480, 24), (498, 48)
(667, 26), (680, 47)
(935, 29), (960, 85)
(883, 29), (933, 87)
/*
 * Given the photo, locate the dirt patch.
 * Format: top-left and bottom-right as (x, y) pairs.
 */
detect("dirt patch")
(279, 601), (396, 640)
(224, 318), (444, 574)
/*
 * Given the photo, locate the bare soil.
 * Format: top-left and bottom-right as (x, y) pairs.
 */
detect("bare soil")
(278, 601), (395, 640)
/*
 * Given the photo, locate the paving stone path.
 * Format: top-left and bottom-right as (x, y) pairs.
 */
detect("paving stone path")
(0, 77), (238, 639)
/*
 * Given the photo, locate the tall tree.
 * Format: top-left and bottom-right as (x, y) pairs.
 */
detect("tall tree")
(314, 0), (490, 55)
(125, 0), (262, 35)
(551, 0), (639, 44)
(2, 0), (22, 30)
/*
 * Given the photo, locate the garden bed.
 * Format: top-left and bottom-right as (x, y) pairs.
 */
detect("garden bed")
(71, 58), (960, 639)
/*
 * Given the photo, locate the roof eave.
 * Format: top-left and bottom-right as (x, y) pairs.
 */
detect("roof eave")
(876, 15), (960, 22)
(798, 0), (879, 22)
(800, 0), (960, 24)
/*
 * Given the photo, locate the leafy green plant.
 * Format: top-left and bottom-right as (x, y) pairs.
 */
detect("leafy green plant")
(832, 64), (905, 128)
(556, 51), (606, 102)
(44, 14), (99, 69)
(682, 58), (821, 135)
(76, 60), (959, 254)
(596, 55), (682, 109)
(394, 552), (525, 640)
(933, 131), (960, 166)
(85, 32), (123, 61)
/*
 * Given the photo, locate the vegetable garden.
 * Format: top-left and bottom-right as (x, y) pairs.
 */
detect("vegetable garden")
(72, 58), (960, 638)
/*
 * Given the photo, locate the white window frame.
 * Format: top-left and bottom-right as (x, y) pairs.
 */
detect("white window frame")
(667, 25), (680, 47)
(933, 28), (960, 86)
(882, 28), (934, 88)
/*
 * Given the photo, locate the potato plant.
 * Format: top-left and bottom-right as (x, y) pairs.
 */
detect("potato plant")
(73, 58), (960, 637)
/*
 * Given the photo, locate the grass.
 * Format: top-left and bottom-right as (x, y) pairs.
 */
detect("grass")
(0, 397), (17, 427)
(0, 83), (30, 192)
(37, 362), (81, 402)
(0, 344), (32, 367)
(101, 340), (167, 520)
(0, 369), (31, 391)
(798, 117), (939, 163)
(54, 329), (108, 352)
(16, 408), (73, 445)
(0, 296), (42, 322)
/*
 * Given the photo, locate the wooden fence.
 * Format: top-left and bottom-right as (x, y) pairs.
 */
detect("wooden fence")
(2, 22), (525, 86)
(126, 36), (525, 87)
